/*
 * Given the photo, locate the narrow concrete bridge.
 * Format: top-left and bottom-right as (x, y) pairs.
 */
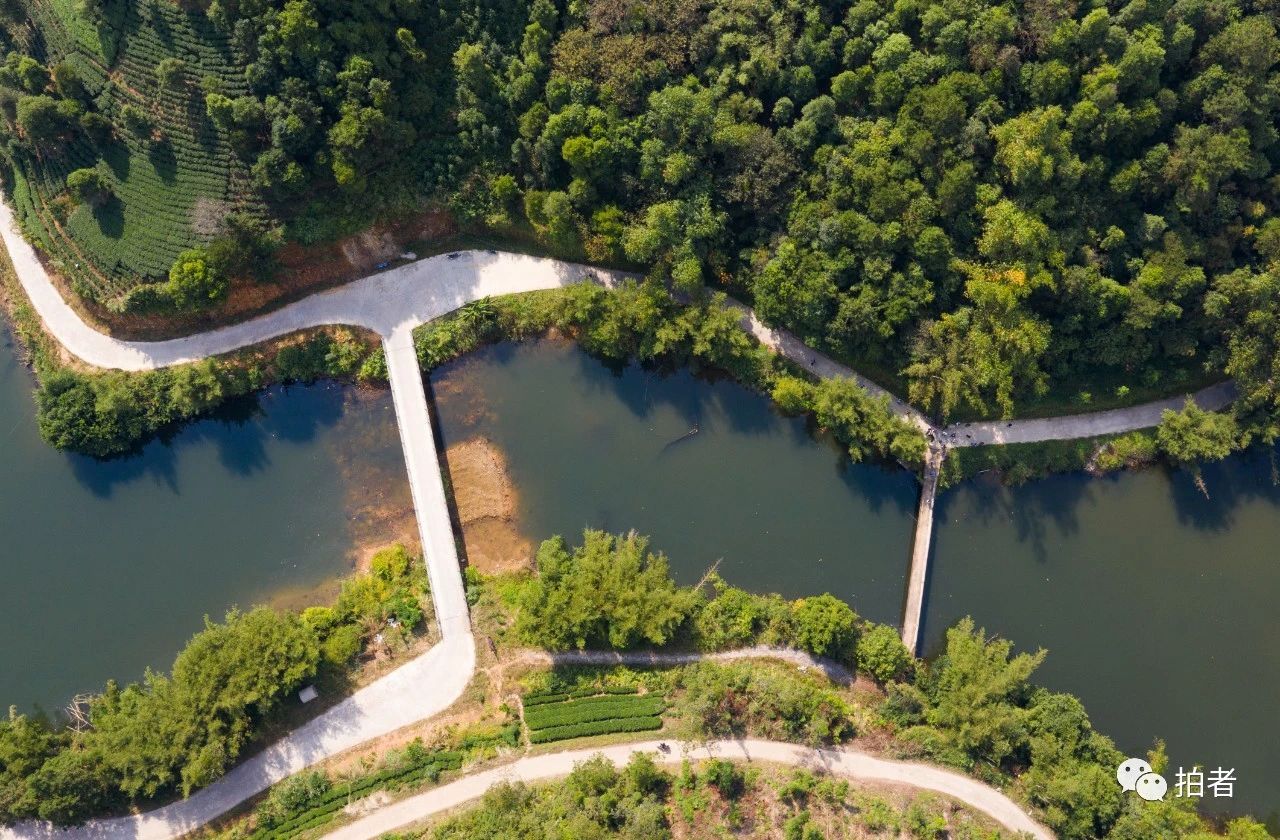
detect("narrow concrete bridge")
(0, 192), (1237, 836)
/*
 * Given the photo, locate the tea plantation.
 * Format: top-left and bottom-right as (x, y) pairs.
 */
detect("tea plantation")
(521, 686), (667, 745)
(10, 0), (258, 304)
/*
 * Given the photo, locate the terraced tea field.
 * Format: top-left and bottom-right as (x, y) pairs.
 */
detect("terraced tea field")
(521, 686), (667, 745)
(12, 0), (262, 304)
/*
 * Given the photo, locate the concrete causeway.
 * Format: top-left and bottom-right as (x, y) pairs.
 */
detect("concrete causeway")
(382, 327), (471, 639)
(0, 191), (1241, 838)
(900, 446), (944, 654)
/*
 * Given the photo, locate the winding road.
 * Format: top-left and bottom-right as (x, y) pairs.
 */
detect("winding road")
(0, 193), (1237, 839)
(322, 739), (1053, 840)
(0, 199), (1230, 445)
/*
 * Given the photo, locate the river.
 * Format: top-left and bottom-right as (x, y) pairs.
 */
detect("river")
(4, 326), (1277, 823)
(430, 339), (920, 626)
(0, 324), (408, 714)
(924, 456), (1280, 823)
(431, 339), (1280, 824)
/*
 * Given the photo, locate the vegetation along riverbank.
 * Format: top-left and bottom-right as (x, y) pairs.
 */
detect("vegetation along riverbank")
(0, 546), (431, 825)
(1, 0), (1277, 475)
(80, 527), (1270, 840)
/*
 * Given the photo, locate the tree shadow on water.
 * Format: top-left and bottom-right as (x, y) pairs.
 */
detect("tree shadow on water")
(66, 384), (349, 498)
(935, 470), (1093, 565)
(1167, 445), (1280, 531)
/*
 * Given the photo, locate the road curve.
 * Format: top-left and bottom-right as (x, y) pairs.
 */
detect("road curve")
(321, 739), (1054, 840)
(1, 635), (476, 840)
(0, 194), (1222, 839)
(0, 199), (1232, 445)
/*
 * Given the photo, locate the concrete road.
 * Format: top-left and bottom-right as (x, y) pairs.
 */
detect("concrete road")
(2, 635), (475, 840)
(322, 739), (1054, 840)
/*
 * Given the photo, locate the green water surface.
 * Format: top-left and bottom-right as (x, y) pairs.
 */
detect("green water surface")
(430, 339), (921, 627)
(0, 325), (405, 713)
(925, 459), (1280, 822)
(433, 339), (1280, 823)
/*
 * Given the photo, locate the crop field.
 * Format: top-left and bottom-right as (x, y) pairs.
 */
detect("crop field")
(14, 0), (262, 304)
(521, 687), (667, 745)
(250, 750), (464, 840)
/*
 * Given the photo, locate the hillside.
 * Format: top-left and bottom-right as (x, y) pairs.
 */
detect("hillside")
(1, 0), (1278, 430)
(6, 0), (257, 303)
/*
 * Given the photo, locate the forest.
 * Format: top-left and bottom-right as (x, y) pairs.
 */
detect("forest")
(0, 0), (1276, 431)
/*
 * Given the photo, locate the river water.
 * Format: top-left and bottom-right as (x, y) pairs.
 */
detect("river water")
(0, 325), (408, 714)
(925, 457), (1280, 822)
(431, 339), (1280, 823)
(430, 339), (920, 626)
(4, 327), (1277, 822)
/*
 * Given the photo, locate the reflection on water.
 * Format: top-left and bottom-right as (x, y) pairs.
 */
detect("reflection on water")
(431, 337), (1280, 823)
(0, 325), (407, 713)
(925, 452), (1280, 822)
(430, 339), (920, 626)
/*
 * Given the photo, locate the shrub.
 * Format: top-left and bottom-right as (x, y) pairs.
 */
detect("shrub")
(704, 759), (745, 799)
(694, 577), (794, 651)
(256, 771), (330, 829)
(205, 213), (283, 283)
(320, 624), (363, 668)
(78, 111), (113, 144)
(521, 692), (571, 707)
(300, 606), (340, 634)
(155, 58), (186, 89)
(117, 283), (173, 314)
(16, 95), (71, 142)
(1092, 431), (1158, 472)
(119, 102), (151, 137)
(791, 594), (859, 664)
(336, 545), (427, 629)
(673, 662), (855, 746)
(274, 333), (372, 383)
(357, 349), (387, 382)
(167, 249), (228, 310)
(905, 795), (947, 839)
(66, 168), (110, 206)
(857, 623), (912, 682)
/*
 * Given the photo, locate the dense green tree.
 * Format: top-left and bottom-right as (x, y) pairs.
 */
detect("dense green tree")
(154, 58), (186, 90)
(15, 95), (71, 142)
(516, 530), (700, 650)
(0, 711), (62, 819)
(65, 168), (110, 206)
(166, 249), (228, 310)
(773, 375), (927, 464)
(790, 594), (859, 664)
(1156, 400), (1241, 465)
(91, 607), (319, 797)
(906, 617), (1047, 769)
(856, 624), (913, 683)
